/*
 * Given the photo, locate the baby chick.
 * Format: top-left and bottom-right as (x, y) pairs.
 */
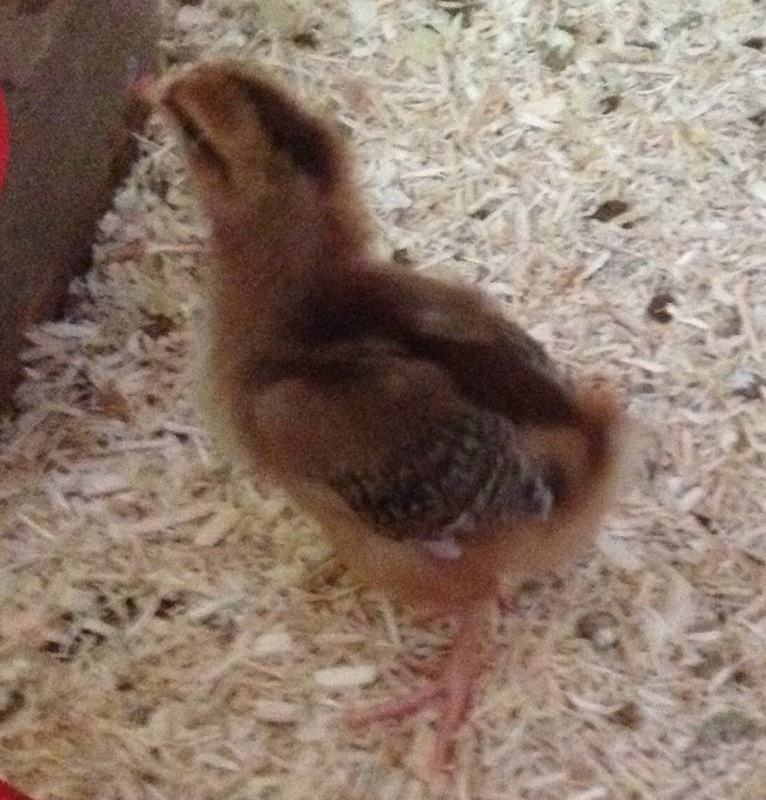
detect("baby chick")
(152, 61), (633, 777)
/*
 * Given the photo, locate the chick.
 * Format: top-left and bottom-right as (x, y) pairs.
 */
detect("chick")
(153, 61), (633, 776)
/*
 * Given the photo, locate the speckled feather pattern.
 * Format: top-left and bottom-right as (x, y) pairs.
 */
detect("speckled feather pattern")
(329, 408), (554, 544)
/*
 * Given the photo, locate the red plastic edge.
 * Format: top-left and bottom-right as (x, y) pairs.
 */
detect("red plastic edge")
(0, 85), (9, 198)
(0, 778), (35, 800)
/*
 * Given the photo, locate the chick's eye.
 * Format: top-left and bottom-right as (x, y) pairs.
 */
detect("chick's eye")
(179, 115), (206, 150)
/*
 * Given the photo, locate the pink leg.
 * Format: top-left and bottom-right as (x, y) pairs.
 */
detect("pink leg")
(344, 603), (487, 776)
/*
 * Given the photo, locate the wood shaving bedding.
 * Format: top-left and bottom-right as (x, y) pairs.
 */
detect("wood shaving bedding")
(1, 1), (765, 797)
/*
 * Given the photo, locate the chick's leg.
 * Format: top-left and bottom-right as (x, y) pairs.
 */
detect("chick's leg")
(345, 602), (487, 774)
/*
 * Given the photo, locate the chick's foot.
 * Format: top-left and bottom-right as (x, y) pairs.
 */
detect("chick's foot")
(344, 604), (486, 776)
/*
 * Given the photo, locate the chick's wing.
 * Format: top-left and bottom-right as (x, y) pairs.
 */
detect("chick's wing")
(248, 273), (566, 548)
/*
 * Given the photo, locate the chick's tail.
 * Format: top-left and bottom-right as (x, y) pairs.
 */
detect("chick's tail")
(577, 384), (637, 495)
(520, 382), (634, 525)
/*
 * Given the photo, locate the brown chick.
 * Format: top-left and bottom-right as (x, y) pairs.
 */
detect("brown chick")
(154, 61), (633, 777)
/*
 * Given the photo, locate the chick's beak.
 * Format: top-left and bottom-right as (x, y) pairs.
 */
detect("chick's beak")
(128, 72), (163, 107)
